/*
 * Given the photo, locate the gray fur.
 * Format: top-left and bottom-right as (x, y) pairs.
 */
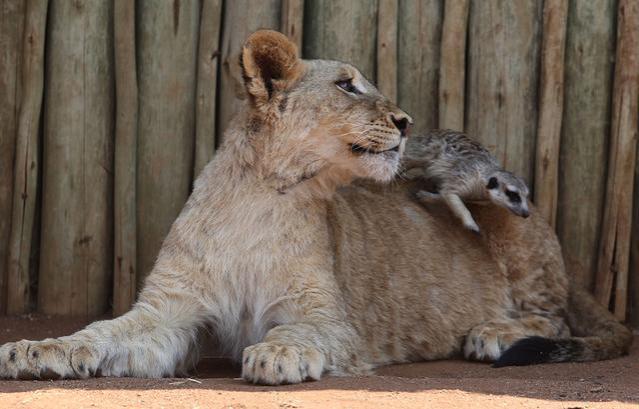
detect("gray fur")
(404, 129), (530, 233)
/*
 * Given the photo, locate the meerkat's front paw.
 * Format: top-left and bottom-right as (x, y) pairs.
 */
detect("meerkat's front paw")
(0, 339), (100, 379)
(463, 220), (482, 235)
(241, 342), (324, 385)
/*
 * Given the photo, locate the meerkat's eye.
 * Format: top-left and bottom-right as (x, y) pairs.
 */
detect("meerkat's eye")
(335, 78), (361, 95)
(486, 177), (499, 190)
(505, 190), (522, 203)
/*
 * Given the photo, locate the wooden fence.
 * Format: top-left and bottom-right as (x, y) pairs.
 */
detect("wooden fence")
(0, 0), (638, 327)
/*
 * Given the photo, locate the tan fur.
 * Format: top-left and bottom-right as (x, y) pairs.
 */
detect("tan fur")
(0, 30), (631, 384)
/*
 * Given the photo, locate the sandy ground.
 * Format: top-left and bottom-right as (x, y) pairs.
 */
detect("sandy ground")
(0, 315), (637, 408)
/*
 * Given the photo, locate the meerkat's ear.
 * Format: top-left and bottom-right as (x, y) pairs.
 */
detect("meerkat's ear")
(240, 30), (304, 109)
(486, 177), (499, 189)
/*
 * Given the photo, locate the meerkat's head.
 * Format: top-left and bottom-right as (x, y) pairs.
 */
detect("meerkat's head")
(485, 171), (530, 218)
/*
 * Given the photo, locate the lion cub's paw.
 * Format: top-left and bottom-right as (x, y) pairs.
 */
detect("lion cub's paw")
(0, 341), (23, 379)
(68, 344), (100, 378)
(241, 342), (324, 385)
(0, 339), (100, 379)
(464, 325), (522, 362)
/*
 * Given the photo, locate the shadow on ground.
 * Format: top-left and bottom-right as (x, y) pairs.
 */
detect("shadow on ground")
(1, 315), (637, 407)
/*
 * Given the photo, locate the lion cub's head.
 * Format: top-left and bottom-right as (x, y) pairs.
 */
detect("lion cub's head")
(234, 30), (412, 193)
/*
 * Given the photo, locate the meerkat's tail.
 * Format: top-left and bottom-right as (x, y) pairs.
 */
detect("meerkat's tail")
(493, 286), (633, 367)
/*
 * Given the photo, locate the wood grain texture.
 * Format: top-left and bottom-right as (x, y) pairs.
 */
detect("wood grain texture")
(397, 0), (443, 134)
(136, 0), (199, 286)
(534, 0), (568, 228)
(5, 0), (46, 315)
(281, 0), (304, 50)
(304, 0), (378, 80)
(594, 0), (639, 319)
(194, 0), (222, 179)
(438, 0), (468, 131)
(113, 0), (138, 316)
(39, 0), (114, 317)
(611, 0), (638, 322)
(0, 0), (636, 327)
(630, 145), (639, 327)
(557, 0), (615, 290)
(218, 0), (280, 140)
(0, 0), (25, 313)
(466, 0), (542, 184)
(376, 0), (398, 102)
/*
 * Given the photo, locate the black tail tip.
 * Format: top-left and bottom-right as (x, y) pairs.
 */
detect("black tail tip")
(492, 336), (559, 368)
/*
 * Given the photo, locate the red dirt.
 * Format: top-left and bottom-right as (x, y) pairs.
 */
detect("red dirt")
(0, 315), (637, 408)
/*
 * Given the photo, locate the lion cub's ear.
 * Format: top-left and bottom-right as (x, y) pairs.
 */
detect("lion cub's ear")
(240, 30), (304, 110)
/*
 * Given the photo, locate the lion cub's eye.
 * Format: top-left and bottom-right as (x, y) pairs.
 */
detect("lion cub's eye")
(335, 79), (361, 95)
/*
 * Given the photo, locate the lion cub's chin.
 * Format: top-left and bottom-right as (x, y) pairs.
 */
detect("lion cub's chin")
(352, 149), (402, 183)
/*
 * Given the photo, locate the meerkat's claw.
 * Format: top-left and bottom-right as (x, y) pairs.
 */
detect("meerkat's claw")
(465, 222), (482, 235)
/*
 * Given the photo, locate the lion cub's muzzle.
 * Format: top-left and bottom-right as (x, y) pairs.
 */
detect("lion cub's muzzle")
(345, 109), (412, 156)
(350, 143), (401, 155)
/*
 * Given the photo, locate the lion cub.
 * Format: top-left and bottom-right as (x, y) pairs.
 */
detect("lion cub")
(404, 129), (530, 233)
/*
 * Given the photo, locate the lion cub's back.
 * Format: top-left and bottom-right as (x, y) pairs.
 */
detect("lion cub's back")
(326, 181), (511, 364)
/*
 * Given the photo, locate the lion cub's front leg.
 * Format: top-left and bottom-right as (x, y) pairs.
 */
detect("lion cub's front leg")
(242, 324), (326, 384)
(242, 321), (360, 385)
(0, 279), (205, 380)
(0, 337), (100, 379)
(240, 277), (360, 385)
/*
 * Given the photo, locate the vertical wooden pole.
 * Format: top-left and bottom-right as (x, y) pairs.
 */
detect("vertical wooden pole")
(466, 0), (542, 184)
(376, 0), (397, 102)
(137, 0), (200, 285)
(113, 0), (138, 316)
(281, 0), (304, 50)
(39, 0), (114, 317)
(438, 0), (468, 131)
(611, 0), (639, 323)
(0, 0), (25, 313)
(194, 0), (222, 178)
(397, 0), (443, 134)
(631, 152), (639, 327)
(303, 0), (378, 80)
(218, 0), (281, 139)
(594, 0), (639, 320)
(6, 0), (47, 315)
(557, 0), (616, 290)
(534, 0), (568, 228)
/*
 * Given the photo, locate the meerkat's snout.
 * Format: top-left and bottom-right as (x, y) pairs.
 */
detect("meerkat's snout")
(510, 201), (530, 218)
(504, 186), (530, 218)
(486, 174), (531, 219)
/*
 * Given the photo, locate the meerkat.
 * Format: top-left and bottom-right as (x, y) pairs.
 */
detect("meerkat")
(403, 129), (530, 233)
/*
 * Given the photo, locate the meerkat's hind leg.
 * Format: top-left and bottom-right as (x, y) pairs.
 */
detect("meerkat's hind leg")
(441, 193), (481, 234)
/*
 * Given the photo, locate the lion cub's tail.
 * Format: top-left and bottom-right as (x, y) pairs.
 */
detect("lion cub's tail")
(494, 286), (634, 367)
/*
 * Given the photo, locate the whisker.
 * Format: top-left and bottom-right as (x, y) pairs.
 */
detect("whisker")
(333, 130), (368, 138)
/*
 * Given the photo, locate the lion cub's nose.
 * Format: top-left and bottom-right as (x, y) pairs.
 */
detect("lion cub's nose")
(390, 114), (411, 137)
